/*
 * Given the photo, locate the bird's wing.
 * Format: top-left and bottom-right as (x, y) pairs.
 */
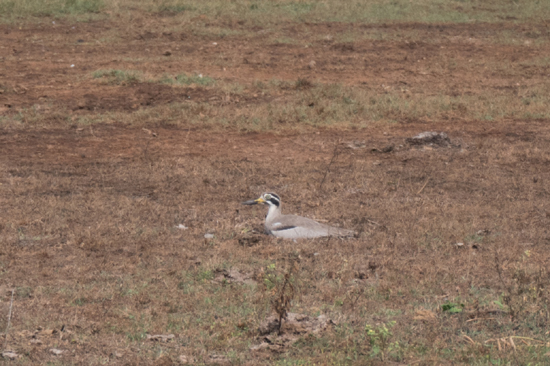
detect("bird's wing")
(268, 215), (355, 238)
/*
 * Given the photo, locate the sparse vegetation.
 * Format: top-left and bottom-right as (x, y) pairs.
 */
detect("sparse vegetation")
(0, 0), (104, 19)
(92, 69), (142, 85)
(1, 0), (550, 364)
(159, 73), (215, 86)
(3, 0), (550, 23)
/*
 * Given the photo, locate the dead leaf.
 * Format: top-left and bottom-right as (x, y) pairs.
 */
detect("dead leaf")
(50, 348), (65, 356)
(2, 351), (19, 360)
(179, 355), (194, 364)
(40, 329), (57, 336)
(214, 268), (256, 285)
(414, 309), (438, 321)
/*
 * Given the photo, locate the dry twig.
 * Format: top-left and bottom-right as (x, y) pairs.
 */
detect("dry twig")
(2, 289), (15, 352)
(319, 144), (340, 190)
(272, 260), (298, 335)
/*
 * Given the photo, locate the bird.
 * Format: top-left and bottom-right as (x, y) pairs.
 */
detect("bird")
(242, 192), (356, 239)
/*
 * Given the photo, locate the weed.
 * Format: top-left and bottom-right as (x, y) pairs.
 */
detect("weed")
(365, 321), (402, 362)
(442, 302), (465, 314)
(272, 264), (296, 334)
(196, 268), (214, 282)
(495, 251), (550, 325)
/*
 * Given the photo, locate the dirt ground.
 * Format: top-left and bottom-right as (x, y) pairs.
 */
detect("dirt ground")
(1, 12), (550, 365)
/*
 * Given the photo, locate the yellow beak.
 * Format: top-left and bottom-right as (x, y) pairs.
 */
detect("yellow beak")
(242, 197), (266, 205)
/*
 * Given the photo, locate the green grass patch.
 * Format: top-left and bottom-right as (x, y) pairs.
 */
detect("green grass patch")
(92, 69), (142, 85)
(0, 0), (103, 20)
(159, 73), (215, 86)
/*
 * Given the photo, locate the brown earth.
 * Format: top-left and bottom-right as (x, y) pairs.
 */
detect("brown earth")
(1, 14), (550, 365)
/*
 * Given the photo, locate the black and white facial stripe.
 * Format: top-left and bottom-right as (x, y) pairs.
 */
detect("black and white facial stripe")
(263, 193), (280, 207)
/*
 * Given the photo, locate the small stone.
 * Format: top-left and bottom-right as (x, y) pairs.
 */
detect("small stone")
(308, 60), (316, 69)
(50, 348), (65, 356)
(381, 145), (394, 153)
(163, 50), (172, 56)
(177, 224), (188, 230)
(204, 233), (215, 239)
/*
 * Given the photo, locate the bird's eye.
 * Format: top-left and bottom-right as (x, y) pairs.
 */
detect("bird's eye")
(264, 194), (272, 200)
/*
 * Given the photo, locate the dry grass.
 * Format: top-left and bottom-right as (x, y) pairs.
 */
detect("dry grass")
(4, 80), (550, 131)
(2, 0), (550, 24)
(1, 0), (550, 364)
(1, 126), (550, 364)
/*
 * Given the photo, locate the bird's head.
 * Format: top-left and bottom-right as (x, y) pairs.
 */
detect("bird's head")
(242, 192), (280, 207)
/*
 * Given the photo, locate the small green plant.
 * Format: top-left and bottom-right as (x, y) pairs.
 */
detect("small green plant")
(263, 263), (283, 290)
(364, 321), (401, 361)
(72, 297), (87, 306)
(442, 302), (464, 313)
(196, 268), (214, 282)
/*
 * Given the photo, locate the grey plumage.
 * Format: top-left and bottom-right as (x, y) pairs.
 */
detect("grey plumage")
(242, 192), (355, 239)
